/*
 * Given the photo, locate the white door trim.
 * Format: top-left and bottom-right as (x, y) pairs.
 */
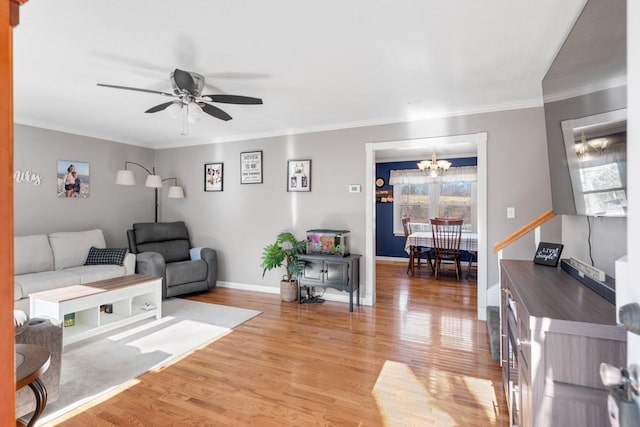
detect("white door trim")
(365, 132), (488, 320)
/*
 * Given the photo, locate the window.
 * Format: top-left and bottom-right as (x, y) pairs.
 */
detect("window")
(390, 166), (477, 234)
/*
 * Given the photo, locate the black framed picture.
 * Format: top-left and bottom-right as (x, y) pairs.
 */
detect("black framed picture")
(533, 242), (564, 267)
(204, 162), (223, 192)
(240, 151), (263, 184)
(287, 159), (311, 192)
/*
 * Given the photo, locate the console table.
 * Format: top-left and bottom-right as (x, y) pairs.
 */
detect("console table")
(500, 260), (626, 427)
(298, 254), (361, 312)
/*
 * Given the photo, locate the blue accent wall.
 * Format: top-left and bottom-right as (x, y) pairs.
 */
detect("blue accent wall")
(376, 157), (477, 258)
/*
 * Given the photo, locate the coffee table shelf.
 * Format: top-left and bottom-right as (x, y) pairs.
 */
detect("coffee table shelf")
(29, 275), (162, 346)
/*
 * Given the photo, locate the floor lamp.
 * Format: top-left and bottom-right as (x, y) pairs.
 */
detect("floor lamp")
(116, 161), (184, 222)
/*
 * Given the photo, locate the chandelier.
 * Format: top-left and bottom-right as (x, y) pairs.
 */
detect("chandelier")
(577, 131), (607, 161)
(417, 153), (451, 177)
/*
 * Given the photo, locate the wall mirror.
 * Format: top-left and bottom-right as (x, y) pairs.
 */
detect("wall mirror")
(561, 108), (627, 217)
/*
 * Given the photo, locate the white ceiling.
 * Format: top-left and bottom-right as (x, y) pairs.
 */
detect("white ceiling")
(14, 0), (586, 151)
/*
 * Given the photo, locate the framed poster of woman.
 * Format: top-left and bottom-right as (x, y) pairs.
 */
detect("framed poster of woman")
(57, 160), (90, 198)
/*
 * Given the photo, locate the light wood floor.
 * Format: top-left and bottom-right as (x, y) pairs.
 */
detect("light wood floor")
(46, 261), (508, 426)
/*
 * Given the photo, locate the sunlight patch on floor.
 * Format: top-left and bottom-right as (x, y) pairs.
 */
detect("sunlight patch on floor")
(400, 311), (432, 344)
(372, 360), (455, 426)
(373, 360), (503, 426)
(439, 315), (474, 351)
(461, 375), (501, 422)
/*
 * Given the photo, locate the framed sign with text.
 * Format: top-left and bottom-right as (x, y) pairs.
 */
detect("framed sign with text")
(240, 151), (263, 184)
(533, 242), (564, 267)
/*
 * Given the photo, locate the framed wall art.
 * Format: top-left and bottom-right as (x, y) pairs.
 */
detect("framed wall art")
(240, 151), (263, 184)
(205, 162), (223, 192)
(57, 160), (90, 198)
(287, 159), (311, 192)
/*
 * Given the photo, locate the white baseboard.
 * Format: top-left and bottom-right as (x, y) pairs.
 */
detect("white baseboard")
(216, 281), (371, 307)
(216, 281), (279, 294)
(375, 256), (407, 263)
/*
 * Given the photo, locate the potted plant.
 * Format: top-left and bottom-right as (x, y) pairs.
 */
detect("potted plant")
(261, 232), (307, 301)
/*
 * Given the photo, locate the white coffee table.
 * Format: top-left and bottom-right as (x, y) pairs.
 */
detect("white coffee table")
(29, 274), (162, 346)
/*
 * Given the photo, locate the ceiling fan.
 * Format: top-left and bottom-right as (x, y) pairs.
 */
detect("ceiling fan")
(97, 68), (263, 123)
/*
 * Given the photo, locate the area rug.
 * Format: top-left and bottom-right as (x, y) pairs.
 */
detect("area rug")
(29, 298), (261, 425)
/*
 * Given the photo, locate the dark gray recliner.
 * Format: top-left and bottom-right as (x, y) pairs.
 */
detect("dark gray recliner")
(127, 221), (217, 299)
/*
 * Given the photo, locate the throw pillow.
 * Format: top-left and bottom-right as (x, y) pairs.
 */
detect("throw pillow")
(84, 246), (129, 266)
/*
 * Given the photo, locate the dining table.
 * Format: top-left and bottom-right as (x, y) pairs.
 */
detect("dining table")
(405, 231), (478, 276)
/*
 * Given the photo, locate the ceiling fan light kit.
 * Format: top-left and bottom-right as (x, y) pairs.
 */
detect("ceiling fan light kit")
(97, 68), (263, 134)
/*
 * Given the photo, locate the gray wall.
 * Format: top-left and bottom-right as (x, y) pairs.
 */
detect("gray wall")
(14, 124), (155, 246)
(154, 131), (366, 293)
(155, 106), (555, 297)
(15, 105), (624, 299)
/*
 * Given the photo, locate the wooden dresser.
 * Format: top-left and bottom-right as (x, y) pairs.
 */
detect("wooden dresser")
(500, 260), (626, 427)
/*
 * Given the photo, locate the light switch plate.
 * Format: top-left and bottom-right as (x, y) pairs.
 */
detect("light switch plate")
(349, 184), (361, 193)
(507, 207), (515, 218)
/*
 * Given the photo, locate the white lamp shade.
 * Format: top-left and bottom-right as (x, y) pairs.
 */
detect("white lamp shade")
(167, 186), (185, 199)
(145, 175), (163, 188)
(116, 170), (135, 185)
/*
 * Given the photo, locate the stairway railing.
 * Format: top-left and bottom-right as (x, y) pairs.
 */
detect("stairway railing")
(493, 209), (555, 253)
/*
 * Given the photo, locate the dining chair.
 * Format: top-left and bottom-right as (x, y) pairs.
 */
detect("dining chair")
(430, 217), (463, 280)
(467, 250), (477, 278)
(402, 217), (432, 275)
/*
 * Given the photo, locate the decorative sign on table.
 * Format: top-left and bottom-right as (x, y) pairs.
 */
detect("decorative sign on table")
(533, 242), (564, 267)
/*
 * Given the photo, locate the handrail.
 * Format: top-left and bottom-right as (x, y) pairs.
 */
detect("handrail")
(493, 210), (555, 253)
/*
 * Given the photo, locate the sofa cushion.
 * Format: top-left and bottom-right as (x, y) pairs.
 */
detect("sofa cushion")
(85, 247), (129, 266)
(49, 229), (106, 270)
(14, 234), (53, 275)
(14, 271), (81, 300)
(166, 260), (207, 287)
(133, 222), (191, 262)
(65, 265), (127, 284)
(133, 221), (190, 244)
(136, 241), (191, 263)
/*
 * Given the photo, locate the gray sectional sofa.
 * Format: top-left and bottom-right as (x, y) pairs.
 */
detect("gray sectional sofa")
(14, 229), (135, 314)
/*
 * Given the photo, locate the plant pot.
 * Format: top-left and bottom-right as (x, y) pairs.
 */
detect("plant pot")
(280, 279), (298, 302)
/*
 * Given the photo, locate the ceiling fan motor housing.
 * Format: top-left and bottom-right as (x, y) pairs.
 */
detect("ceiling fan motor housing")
(171, 70), (205, 97)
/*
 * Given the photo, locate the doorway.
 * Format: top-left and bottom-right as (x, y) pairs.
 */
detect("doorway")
(364, 132), (488, 320)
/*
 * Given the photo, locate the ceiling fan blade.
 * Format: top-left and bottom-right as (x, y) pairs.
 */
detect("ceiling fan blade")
(202, 94), (263, 105)
(97, 83), (174, 97)
(201, 103), (232, 121)
(173, 69), (195, 93)
(145, 101), (177, 113)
